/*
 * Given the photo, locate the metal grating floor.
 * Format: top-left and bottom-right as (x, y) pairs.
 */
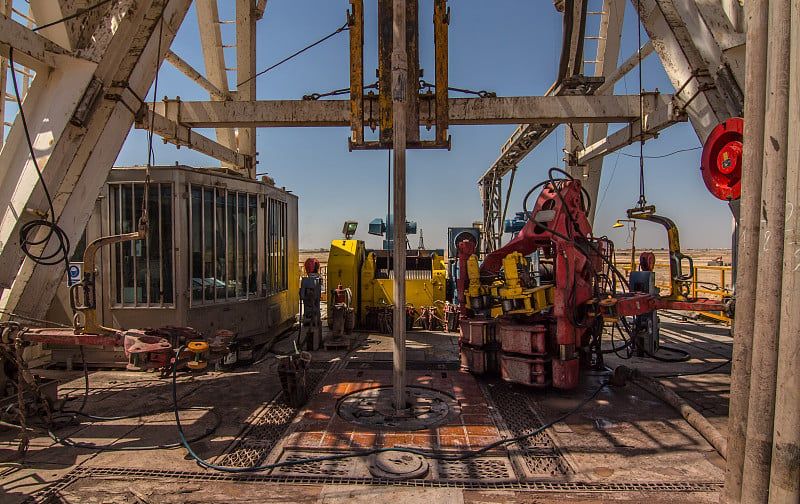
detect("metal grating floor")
(215, 364), (332, 468)
(27, 465), (722, 504)
(346, 361), (460, 371)
(272, 450), (516, 483)
(480, 380), (572, 479)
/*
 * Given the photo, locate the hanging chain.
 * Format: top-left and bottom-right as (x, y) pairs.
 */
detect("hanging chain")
(420, 80), (496, 98)
(304, 80), (496, 100)
(303, 82), (378, 100)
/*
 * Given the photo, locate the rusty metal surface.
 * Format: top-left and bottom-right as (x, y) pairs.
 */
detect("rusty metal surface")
(480, 380), (571, 479)
(337, 385), (460, 431)
(216, 364), (332, 468)
(348, 0), (363, 144)
(434, 0), (449, 144)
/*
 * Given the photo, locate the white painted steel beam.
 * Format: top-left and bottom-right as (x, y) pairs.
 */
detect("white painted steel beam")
(165, 50), (229, 99)
(28, 0), (75, 50)
(0, 12), (71, 71)
(145, 94), (673, 128)
(137, 109), (252, 169)
(582, 0), (625, 224)
(0, 0), (193, 319)
(635, 0), (743, 143)
(0, 0), (10, 151)
(236, 0), (257, 176)
(195, 0), (236, 156)
(593, 40), (653, 96)
(0, 57), (97, 289)
(576, 97), (686, 164)
(255, 0), (268, 20)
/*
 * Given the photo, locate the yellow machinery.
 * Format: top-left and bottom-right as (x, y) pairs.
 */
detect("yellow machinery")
(327, 240), (446, 327)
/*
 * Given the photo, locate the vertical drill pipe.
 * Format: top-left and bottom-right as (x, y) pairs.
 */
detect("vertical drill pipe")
(392, 0), (408, 411)
(349, 0), (364, 145)
(406, 0), (419, 144)
(722, 0), (768, 501)
(434, 0), (449, 144)
(741, 0), (791, 501)
(378, 0), (393, 145)
(768, 0), (800, 498)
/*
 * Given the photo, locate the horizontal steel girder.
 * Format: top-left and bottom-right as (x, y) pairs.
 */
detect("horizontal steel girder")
(136, 110), (252, 169)
(143, 94), (674, 129)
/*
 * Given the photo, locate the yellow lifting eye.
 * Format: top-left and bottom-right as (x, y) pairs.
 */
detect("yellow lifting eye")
(187, 341), (209, 353)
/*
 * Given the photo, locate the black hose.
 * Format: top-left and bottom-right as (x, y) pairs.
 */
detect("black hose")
(644, 344), (691, 363)
(47, 405), (221, 451)
(9, 48), (71, 271)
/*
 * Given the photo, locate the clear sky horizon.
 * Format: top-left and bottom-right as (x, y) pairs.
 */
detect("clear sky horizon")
(115, 0), (736, 252)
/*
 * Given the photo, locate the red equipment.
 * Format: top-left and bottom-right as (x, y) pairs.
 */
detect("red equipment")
(456, 172), (729, 390)
(4, 327), (173, 371)
(459, 174), (609, 389)
(700, 117), (743, 201)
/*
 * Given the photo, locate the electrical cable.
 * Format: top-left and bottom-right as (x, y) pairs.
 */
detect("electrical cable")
(171, 346), (609, 473)
(618, 146), (702, 159)
(73, 347), (90, 415)
(595, 151), (621, 215)
(9, 48), (71, 271)
(31, 0), (115, 32)
(652, 358), (732, 378)
(239, 22), (349, 87)
(617, 316), (691, 362)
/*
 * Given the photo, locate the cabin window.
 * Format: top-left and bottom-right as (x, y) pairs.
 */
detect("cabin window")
(267, 198), (288, 294)
(189, 185), (261, 305)
(109, 183), (174, 306)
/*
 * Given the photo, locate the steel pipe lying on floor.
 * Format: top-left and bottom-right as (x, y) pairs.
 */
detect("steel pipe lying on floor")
(612, 365), (727, 460)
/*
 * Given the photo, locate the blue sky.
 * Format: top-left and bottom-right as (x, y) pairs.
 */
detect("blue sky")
(115, 0), (735, 251)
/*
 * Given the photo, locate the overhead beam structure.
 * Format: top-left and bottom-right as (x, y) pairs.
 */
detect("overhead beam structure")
(195, 0), (238, 168)
(577, 95), (686, 164)
(634, 0), (743, 142)
(136, 107), (253, 169)
(0, 0), (194, 320)
(140, 94), (673, 128)
(0, 12), (72, 71)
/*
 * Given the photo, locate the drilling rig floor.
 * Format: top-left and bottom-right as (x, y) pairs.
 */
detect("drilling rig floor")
(1, 317), (731, 503)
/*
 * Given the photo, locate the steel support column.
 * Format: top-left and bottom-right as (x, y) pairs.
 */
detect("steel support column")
(236, 0), (257, 177)
(582, 0), (624, 224)
(195, 0), (236, 161)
